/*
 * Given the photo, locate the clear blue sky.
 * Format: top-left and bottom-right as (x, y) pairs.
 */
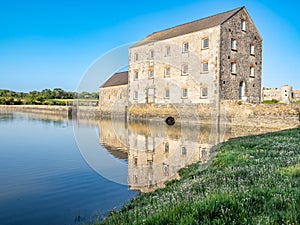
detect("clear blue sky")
(0, 0), (299, 92)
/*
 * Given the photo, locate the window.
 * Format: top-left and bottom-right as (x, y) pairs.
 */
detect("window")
(150, 50), (154, 59)
(250, 44), (255, 55)
(182, 42), (189, 52)
(147, 160), (153, 169)
(250, 65), (255, 77)
(181, 147), (187, 156)
(164, 142), (169, 153)
(134, 91), (138, 99)
(182, 88), (188, 98)
(231, 38), (237, 50)
(134, 53), (139, 61)
(201, 87), (208, 98)
(202, 61), (209, 73)
(165, 46), (171, 56)
(241, 19), (246, 31)
(202, 38), (209, 49)
(165, 89), (170, 98)
(165, 66), (170, 77)
(231, 61), (237, 74)
(148, 68), (154, 78)
(134, 175), (138, 184)
(134, 70), (139, 80)
(148, 88), (155, 96)
(134, 157), (138, 166)
(181, 64), (188, 75)
(201, 148), (207, 160)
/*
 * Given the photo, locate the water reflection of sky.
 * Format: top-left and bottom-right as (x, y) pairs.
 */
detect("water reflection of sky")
(0, 112), (279, 225)
(0, 113), (136, 225)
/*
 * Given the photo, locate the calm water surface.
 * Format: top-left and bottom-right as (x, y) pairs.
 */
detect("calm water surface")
(0, 113), (136, 225)
(0, 112), (278, 225)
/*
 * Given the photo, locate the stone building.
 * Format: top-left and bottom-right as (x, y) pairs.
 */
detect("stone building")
(99, 71), (128, 116)
(262, 85), (300, 104)
(99, 7), (262, 115)
(293, 90), (300, 101)
(128, 6), (262, 106)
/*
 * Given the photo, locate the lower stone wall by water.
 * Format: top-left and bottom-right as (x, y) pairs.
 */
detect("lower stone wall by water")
(127, 101), (300, 129)
(0, 105), (101, 120)
(223, 101), (300, 128)
(1, 103), (299, 129)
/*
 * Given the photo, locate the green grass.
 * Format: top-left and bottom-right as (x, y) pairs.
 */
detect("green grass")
(96, 127), (300, 225)
(262, 99), (284, 104)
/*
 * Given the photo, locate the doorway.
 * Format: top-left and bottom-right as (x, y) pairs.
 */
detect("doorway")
(239, 81), (245, 100)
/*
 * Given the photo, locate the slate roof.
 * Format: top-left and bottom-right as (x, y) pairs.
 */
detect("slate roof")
(101, 71), (128, 88)
(131, 7), (244, 48)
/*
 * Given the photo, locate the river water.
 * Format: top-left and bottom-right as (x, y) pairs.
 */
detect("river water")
(0, 112), (278, 225)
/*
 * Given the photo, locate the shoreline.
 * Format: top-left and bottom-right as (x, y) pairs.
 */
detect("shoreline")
(98, 127), (300, 224)
(1, 103), (300, 129)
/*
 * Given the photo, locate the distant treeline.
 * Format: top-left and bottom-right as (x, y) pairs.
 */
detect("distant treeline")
(0, 88), (99, 105)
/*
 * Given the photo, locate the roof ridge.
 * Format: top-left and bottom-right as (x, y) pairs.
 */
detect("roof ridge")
(137, 6), (245, 43)
(149, 6), (244, 36)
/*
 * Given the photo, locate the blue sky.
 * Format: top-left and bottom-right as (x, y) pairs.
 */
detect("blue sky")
(0, 0), (299, 92)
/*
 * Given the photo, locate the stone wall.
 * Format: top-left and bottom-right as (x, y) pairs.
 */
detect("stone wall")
(128, 26), (221, 105)
(99, 84), (128, 117)
(293, 90), (300, 101)
(224, 101), (300, 128)
(0, 105), (101, 120)
(128, 101), (300, 129)
(262, 85), (293, 103)
(220, 8), (262, 103)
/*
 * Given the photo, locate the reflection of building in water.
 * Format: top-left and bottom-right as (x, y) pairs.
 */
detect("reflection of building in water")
(97, 120), (279, 193)
(98, 120), (129, 159)
(98, 119), (216, 192)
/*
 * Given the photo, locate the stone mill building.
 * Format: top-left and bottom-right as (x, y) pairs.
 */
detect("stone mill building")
(99, 6), (262, 114)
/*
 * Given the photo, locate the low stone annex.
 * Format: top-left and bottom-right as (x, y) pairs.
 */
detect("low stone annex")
(262, 85), (300, 104)
(99, 6), (262, 115)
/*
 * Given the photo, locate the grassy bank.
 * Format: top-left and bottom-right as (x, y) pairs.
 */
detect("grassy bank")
(97, 127), (300, 225)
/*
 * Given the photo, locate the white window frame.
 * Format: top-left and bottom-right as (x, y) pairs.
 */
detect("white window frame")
(165, 46), (171, 56)
(181, 146), (187, 156)
(182, 42), (189, 53)
(241, 20), (246, 31)
(148, 69), (154, 79)
(231, 39), (237, 50)
(134, 91), (138, 100)
(164, 142), (169, 153)
(134, 53), (139, 61)
(250, 44), (255, 55)
(200, 87), (208, 99)
(182, 88), (188, 98)
(165, 67), (170, 77)
(231, 62), (237, 74)
(150, 50), (154, 59)
(134, 71), (139, 80)
(250, 66), (255, 77)
(165, 89), (170, 98)
(202, 38), (209, 49)
(202, 61), (209, 73)
(181, 64), (188, 75)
